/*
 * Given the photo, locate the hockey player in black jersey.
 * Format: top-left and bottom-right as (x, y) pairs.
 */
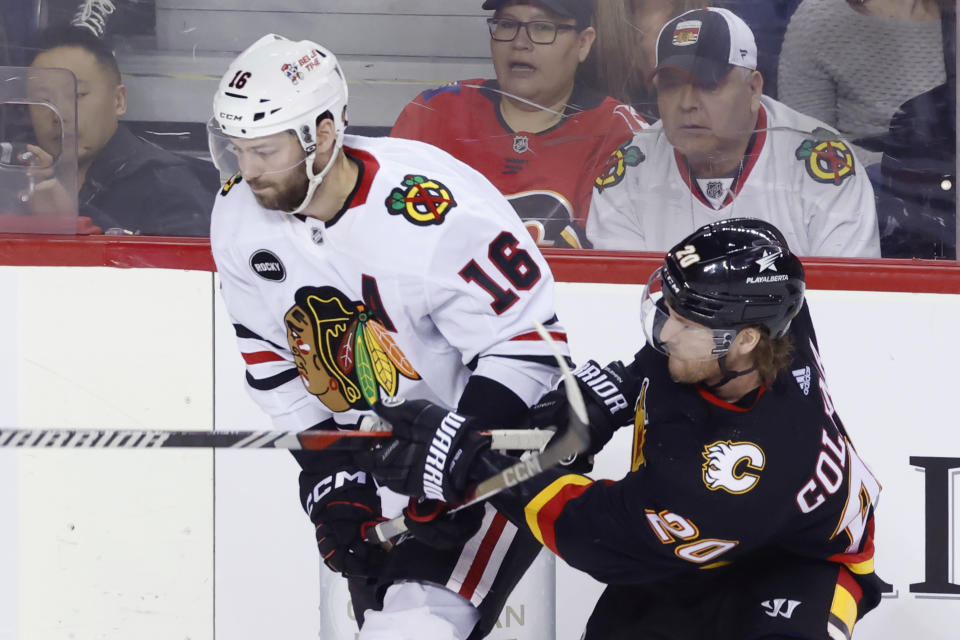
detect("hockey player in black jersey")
(370, 218), (885, 640)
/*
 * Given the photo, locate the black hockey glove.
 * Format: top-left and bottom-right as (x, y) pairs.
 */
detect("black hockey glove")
(400, 498), (485, 549)
(529, 359), (638, 463)
(369, 398), (490, 504)
(300, 467), (387, 577)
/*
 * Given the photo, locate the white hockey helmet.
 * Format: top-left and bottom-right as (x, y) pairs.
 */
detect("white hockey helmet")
(208, 34), (349, 213)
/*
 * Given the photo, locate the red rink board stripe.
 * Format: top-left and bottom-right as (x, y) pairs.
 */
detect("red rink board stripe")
(0, 237), (958, 293)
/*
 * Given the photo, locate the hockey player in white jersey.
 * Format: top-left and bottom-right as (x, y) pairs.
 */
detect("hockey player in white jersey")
(587, 7), (881, 257)
(207, 34), (568, 640)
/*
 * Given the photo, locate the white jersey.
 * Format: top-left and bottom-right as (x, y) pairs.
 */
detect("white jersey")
(211, 134), (567, 432)
(587, 96), (881, 257)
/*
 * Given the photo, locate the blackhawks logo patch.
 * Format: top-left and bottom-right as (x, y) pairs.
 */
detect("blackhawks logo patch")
(386, 174), (457, 226)
(595, 142), (645, 193)
(284, 285), (420, 412)
(795, 127), (856, 185)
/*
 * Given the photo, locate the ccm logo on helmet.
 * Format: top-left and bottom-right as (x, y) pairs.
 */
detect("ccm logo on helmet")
(219, 112), (243, 121)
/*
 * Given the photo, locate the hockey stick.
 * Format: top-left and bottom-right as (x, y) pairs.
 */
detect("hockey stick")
(366, 320), (590, 544)
(0, 426), (554, 452)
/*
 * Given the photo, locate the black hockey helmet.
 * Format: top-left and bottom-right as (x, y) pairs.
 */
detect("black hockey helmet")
(658, 218), (806, 339)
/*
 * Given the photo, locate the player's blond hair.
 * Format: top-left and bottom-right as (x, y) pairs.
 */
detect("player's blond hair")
(752, 330), (795, 387)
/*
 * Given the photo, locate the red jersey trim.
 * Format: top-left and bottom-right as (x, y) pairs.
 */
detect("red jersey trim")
(696, 385), (767, 412)
(343, 146), (380, 209)
(242, 351), (286, 366)
(458, 512), (509, 601)
(510, 330), (569, 343)
(524, 475), (594, 556)
(829, 518), (877, 574)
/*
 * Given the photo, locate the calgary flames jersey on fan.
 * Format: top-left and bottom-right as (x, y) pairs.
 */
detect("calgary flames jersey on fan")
(586, 97), (881, 257)
(391, 79), (645, 248)
(211, 134), (568, 433)
(521, 304), (882, 612)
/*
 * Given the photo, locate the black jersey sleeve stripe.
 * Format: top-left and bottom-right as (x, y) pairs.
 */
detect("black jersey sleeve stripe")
(233, 323), (287, 352)
(245, 368), (300, 391)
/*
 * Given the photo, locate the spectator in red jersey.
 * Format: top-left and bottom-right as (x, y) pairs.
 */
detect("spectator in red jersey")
(391, 0), (646, 248)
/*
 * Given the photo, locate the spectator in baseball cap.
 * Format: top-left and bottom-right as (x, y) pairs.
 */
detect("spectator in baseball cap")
(586, 6), (881, 258)
(652, 6), (758, 88)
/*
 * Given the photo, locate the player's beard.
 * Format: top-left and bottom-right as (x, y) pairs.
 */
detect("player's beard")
(668, 355), (721, 385)
(250, 166), (310, 212)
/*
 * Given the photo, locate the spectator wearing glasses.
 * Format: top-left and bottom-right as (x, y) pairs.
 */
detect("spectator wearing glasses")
(585, 7), (881, 257)
(390, 0), (645, 248)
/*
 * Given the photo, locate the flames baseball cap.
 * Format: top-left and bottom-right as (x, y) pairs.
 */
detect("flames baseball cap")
(654, 7), (758, 86)
(481, 0), (592, 28)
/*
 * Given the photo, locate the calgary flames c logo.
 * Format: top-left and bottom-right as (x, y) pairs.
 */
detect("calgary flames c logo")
(702, 440), (765, 494)
(386, 174), (457, 226)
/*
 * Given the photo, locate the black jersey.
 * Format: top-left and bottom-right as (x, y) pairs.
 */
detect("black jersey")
(514, 303), (881, 616)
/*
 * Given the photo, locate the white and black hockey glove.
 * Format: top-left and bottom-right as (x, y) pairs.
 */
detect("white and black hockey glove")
(529, 359), (638, 464)
(300, 467), (387, 577)
(369, 398), (490, 505)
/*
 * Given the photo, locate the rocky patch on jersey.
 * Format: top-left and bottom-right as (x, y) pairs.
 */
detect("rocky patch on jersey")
(386, 174), (457, 226)
(249, 249), (286, 282)
(702, 440), (765, 494)
(595, 142), (644, 193)
(795, 128), (856, 185)
(284, 286), (420, 412)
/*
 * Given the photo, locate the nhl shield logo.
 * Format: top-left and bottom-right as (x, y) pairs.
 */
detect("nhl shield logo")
(705, 181), (725, 200)
(513, 135), (530, 154)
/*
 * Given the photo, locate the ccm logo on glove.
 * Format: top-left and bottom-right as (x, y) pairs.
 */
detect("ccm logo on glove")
(424, 412), (468, 501)
(305, 470), (369, 517)
(575, 363), (629, 413)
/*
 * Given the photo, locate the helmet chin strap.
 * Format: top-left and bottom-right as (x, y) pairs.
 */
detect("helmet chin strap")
(290, 138), (342, 215)
(702, 355), (757, 393)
